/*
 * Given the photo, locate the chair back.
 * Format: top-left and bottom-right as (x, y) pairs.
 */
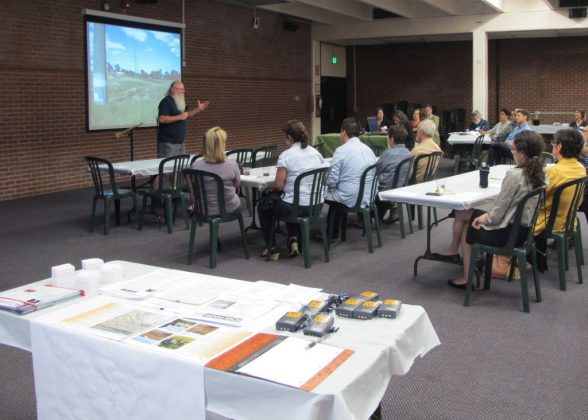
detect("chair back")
(184, 169), (228, 219)
(544, 176), (588, 235)
(226, 148), (253, 167)
(369, 144), (386, 157)
(350, 163), (380, 210)
(189, 154), (202, 167)
(390, 156), (415, 189)
(472, 135), (485, 161)
(156, 154), (190, 191)
(410, 151), (442, 184)
(366, 116), (378, 132)
(291, 167), (329, 219)
(252, 145), (277, 168)
(541, 152), (556, 165)
(504, 187), (546, 251)
(86, 156), (118, 196)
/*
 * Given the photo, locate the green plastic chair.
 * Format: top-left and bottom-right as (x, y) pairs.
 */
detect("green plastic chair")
(410, 151), (443, 230)
(227, 148), (254, 215)
(540, 151), (556, 165)
(184, 168), (249, 268)
(384, 155), (415, 239)
(138, 154), (190, 234)
(267, 167), (330, 268)
(453, 134), (485, 174)
(189, 154), (202, 167)
(252, 145), (278, 168)
(542, 176), (587, 290)
(328, 163), (382, 253)
(464, 187), (546, 313)
(86, 156), (137, 235)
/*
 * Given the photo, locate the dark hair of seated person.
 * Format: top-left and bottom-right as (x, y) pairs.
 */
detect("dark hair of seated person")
(387, 125), (408, 145)
(500, 108), (511, 117)
(282, 120), (309, 149)
(512, 130), (545, 189)
(553, 128), (584, 158)
(393, 110), (409, 126)
(341, 117), (360, 138)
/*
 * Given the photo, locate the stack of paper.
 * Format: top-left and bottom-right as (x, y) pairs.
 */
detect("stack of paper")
(0, 284), (84, 315)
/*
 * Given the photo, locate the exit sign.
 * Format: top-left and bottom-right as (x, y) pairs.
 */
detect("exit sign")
(331, 56), (337, 64)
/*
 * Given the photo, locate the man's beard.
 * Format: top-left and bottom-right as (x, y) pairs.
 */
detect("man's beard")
(172, 94), (186, 112)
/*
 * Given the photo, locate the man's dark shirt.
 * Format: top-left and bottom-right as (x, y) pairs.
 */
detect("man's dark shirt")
(158, 95), (186, 144)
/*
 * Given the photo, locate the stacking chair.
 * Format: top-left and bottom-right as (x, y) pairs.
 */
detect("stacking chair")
(138, 154), (190, 234)
(540, 152), (556, 165)
(453, 134), (485, 174)
(86, 156), (137, 235)
(252, 145), (278, 168)
(184, 169), (249, 268)
(542, 176), (587, 290)
(328, 163), (382, 253)
(267, 167), (330, 268)
(380, 156), (415, 239)
(227, 148), (254, 215)
(464, 187), (546, 313)
(410, 152), (443, 230)
(189, 154), (202, 167)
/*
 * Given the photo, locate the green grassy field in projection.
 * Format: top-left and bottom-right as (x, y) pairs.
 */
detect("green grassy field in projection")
(92, 75), (171, 128)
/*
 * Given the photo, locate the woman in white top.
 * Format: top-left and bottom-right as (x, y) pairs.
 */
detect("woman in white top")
(259, 120), (325, 259)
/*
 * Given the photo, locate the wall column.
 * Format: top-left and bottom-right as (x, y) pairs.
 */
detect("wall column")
(472, 28), (488, 119)
(311, 40), (321, 140)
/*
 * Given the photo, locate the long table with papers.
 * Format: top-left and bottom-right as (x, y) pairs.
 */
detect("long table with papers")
(0, 261), (440, 420)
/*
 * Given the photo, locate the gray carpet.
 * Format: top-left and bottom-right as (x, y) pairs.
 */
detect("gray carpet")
(1, 159), (587, 420)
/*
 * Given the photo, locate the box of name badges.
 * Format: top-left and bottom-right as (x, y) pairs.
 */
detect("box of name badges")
(377, 299), (402, 319)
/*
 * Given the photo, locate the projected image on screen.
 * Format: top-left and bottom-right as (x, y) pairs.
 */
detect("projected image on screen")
(87, 20), (182, 130)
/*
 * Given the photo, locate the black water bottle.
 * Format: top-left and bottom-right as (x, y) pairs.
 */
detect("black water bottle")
(479, 162), (489, 188)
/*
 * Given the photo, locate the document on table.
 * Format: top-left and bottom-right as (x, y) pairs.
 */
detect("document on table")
(99, 268), (186, 299)
(207, 333), (354, 391)
(186, 294), (280, 327)
(234, 281), (322, 304)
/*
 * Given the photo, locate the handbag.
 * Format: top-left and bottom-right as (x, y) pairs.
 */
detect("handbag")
(258, 189), (283, 210)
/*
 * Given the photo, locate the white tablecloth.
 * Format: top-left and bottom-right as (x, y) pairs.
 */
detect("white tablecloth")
(378, 165), (513, 210)
(447, 132), (491, 145)
(1, 261), (440, 420)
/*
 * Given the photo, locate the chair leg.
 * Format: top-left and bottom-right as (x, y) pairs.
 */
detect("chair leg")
(364, 210), (374, 253)
(517, 253), (530, 313)
(555, 237), (566, 291)
(373, 207), (382, 248)
(237, 214), (249, 259)
(300, 219), (311, 268)
(573, 230), (583, 284)
(179, 195), (189, 230)
(187, 218), (197, 265)
(319, 216), (330, 263)
(575, 220), (584, 266)
(210, 221), (219, 268)
(531, 246), (542, 302)
(90, 196), (98, 232)
(398, 203), (406, 239)
(464, 247), (479, 306)
(164, 195), (174, 234)
(114, 199), (121, 226)
(138, 194), (148, 231)
(103, 198), (111, 235)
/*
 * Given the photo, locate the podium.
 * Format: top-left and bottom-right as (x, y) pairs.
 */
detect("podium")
(115, 122), (143, 161)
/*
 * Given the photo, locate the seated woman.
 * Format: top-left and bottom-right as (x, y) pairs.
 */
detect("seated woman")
(393, 110), (415, 151)
(375, 107), (391, 132)
(434, 130), (546, 289)
(191, 127), (241, 216)
(411, 108), (421, 139)
(258, 120), (325, 259)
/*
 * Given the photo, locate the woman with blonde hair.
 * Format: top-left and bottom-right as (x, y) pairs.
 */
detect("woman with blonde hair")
(191, 127), (241, 215)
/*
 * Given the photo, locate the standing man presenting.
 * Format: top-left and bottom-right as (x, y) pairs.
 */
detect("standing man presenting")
(157, 80), (209, 157)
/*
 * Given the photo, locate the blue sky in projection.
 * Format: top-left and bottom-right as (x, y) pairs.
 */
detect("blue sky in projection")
(102, 24), (181, 74)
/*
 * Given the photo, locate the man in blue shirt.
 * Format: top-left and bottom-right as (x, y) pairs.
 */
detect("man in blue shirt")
(487, 109), (532, 165)
(325, 117), (377, 240)
(157, 80), (209, 157)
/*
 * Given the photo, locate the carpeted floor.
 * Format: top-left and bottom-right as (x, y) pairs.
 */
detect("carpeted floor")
(1, 159), (587, 419)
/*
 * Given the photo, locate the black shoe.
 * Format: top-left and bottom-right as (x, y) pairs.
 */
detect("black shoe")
(448, 279), (468, 290)
(431, 253), (461, 264)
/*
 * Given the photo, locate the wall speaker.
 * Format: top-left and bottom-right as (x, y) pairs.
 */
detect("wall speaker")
(569, 8), (587, 18)
(252, 17), (260, 29)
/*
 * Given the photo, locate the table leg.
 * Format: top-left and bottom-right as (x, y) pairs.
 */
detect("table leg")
(245, 187), (261, 231)
(413, 207), (462, 276)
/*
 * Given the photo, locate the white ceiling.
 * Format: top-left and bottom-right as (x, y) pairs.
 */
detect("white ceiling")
(218, 0), (588, 44)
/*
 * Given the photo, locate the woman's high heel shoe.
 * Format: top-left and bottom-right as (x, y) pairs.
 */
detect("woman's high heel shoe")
(288, 237), (299, 257)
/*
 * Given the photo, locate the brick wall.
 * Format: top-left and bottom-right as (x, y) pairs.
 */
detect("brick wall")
(0, 0), (311, 201)
(349, 36), (588, 127)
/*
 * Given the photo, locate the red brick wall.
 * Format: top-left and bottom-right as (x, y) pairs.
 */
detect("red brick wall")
(349, 36), (588, 127)
(0, 0), (311, 201)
